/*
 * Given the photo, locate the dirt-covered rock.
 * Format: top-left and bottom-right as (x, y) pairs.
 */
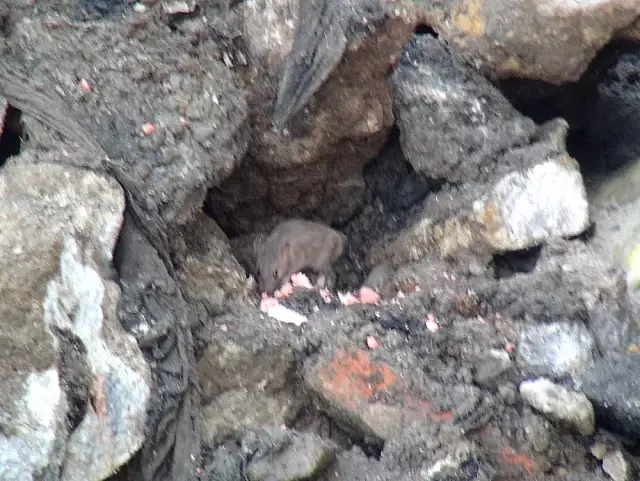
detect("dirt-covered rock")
(375, 34), (589, 267)
(12, 11), (249, 228)
(413, 0), (640, 84)
(0, 162), (149, 481)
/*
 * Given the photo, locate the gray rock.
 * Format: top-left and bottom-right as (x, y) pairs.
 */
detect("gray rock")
(474, 349), (513, 386)
(392, 34), (536, 183)
(200, 389), (301, 446)
(516, 322), (596, 379)
(0, 163), (150, 481)
(14, 15), (250, 228)
(196, 302), (302, 445)
(519, 378), (595, 436)
(246, 429), (339, 481)
(50, 241), (151, 481)
(374, 35), (590, 266)
(581, 356), (640, 439)
(411, 0), (640, 84)
(603, 450), (632, 481)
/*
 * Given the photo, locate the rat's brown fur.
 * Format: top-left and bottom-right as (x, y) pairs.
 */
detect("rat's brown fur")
(253, 218), (347, 294)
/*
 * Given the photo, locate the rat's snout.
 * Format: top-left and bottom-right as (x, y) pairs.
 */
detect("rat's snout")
(258, 274), (277, 295)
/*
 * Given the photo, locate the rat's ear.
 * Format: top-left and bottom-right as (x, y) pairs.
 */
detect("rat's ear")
(253, 234), (265, 255)
(280, 240), (290, 257)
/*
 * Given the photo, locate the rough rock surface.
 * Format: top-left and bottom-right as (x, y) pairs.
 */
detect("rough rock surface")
(520, 378), (595, 436)
(374, 36), (589, 267)
(581, 356), (640, 440)
(413, 0), (640, 84)
(196, 303), (302, 444)
(392, 34), (537, 183)
(12, 12), (250, 228)
(0, 162), (150, 481)
(517, 323), (596, 379)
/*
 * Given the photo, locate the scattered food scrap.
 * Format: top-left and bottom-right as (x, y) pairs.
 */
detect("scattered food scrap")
(366, 335), (379, 349)
(291, 272), (314, 289)
(141, 122), (155, 135)
(425, 313), (439, 332)
(358, 286), (380, 305)
(260, 297), (307, 326)
(338, 291), (359, 306)
(78, 78), (92, 94)
(319, 287), (332, 303)
(275, 281), (294, 299)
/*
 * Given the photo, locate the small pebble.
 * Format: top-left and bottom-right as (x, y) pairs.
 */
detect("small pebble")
(319, 288), (332, 303)
(133, 2), (147, 12)
(366, 335), (379, 349)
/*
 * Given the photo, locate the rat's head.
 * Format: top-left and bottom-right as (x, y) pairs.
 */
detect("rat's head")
(254, 236), (292, 294)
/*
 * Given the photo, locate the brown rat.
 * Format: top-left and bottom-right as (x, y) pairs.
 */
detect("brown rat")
(253, 218), (347, 294)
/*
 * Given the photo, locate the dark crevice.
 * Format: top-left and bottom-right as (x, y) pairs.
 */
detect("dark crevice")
(0, 10), (12, 38)
(0, 105), (25, 166)
(491, 245), (543, 279)
(292, 404), (384, 459)
(52, 327), (91, 433)
(414, 24), (438, 37)
(496, 40), (640, 178)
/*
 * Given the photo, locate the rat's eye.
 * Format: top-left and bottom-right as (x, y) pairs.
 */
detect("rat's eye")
(272, 270), (278, 279)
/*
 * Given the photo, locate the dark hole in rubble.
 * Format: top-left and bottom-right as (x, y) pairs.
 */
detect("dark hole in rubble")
(217, 128), (438, 292)
(414, 24), (438, 37)
(491, 245), (543, 279)
(498, 41), (640, 178)
(0, 105), (25, 166)
(0, 11), (12, 38)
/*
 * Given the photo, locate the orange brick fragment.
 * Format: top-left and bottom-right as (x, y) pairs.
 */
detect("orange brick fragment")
(497, 447), (535, 476)
(316, 348), (399, 409)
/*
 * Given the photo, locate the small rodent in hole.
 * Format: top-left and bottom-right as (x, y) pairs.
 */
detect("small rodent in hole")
(253, 218), (347, 294)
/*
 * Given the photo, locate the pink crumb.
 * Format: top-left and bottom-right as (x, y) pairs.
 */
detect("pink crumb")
(275, 282), (294, 299)
(505, 342), (514, 353)
(291, 273), (313, 289)
(319, 288), (332, 303)
(338, 291), (360, 306)
(141, 122), (155, 135)
(78, 79), (92, 93)
(425, 313), (439, 332)
(366, 335), (379, 349)
(358, 286), (380, 305)
(260, 297), (279, 312)
(260, 297), (307, 326)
